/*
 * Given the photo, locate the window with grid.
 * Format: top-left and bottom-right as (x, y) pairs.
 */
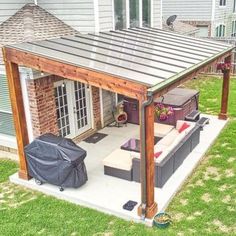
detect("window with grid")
(74, 82), (88, 129)
(0, 74), (15, 136)
(142, 0), (151, 27)
(220, 0), (226, 6)
(215, 24), (226, 37)
(54, 84), (70, 137)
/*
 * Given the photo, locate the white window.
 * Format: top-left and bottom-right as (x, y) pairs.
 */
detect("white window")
(0, 74), (15, 137)
(234, 0), (236, 12)
(232, 20), (236, 36)
(219, 0), (226, 6)
(114, 0), (127, 30)
(114, 0), (151, 30)
(215, 24), (226, 37)
(142, 0), (151, 27)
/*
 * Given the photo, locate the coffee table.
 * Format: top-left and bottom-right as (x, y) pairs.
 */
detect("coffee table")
(121, 136), (161, 153)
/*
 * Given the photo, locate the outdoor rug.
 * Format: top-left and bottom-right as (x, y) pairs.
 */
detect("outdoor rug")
(84, 132), (108, 144)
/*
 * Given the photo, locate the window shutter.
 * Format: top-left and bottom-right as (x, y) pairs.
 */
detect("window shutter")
(0, 74), (15, 136)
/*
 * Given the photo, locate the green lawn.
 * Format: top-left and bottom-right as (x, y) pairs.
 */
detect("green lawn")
(0, 76), (236, 236)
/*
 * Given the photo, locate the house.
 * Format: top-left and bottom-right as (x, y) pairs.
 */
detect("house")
(162, 20), (199, 36)
(162, 0), (236, 37)
(0, 0), (162, 153)
(1, 1), (234, 222)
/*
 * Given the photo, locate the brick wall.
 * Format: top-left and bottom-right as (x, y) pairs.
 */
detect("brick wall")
(182, 20), (212, 36)
(27, 77), (102, 138)
(27, 75), (59, 137)
(91, 86), (102, 130)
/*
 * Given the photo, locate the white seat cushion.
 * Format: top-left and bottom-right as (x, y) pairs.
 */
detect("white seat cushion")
(154, 123), (174, 137)
(158, 129), (179, 146)
(103, 149), (133, 171)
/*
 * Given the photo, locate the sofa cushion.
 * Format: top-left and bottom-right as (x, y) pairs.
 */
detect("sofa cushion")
(158, 129), (179, 146)
(154, 123), (174, 137)
(103, 149), (134, 171)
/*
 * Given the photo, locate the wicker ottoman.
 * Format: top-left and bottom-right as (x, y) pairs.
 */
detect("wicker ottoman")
(103, 149), (133, 181)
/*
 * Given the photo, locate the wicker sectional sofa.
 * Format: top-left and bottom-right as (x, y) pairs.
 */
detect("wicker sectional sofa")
(103, 121), (201, 188)
(132, 120), (201, 187)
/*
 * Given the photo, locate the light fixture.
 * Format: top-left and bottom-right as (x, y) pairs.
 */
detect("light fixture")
(40, 71), (44, 76)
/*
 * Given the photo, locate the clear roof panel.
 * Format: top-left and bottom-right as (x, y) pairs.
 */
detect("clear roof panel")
(7, 28), (233, 88)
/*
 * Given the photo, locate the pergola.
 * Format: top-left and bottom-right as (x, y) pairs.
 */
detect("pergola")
(3, 28), (234, 219)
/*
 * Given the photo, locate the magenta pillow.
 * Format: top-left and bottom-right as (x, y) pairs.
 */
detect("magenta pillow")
(154, 151), (163, 159)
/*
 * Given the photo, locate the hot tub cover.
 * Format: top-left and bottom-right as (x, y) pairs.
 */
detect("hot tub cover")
(25, 133), (88, 188)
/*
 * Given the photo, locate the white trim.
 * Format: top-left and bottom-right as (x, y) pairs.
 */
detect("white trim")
(159, 0), (162, 29)
(0, 134), (17, 149)
(99, 88), (104, 128)
(139, 0), (143, 27)
(20, 70), (34, 142)
(126, 0), (130, 29)
(211, 0), (216, 36)
(93, 0), (100, 32)
(112, 0), (115, 30)
(89, 85), (95, 129)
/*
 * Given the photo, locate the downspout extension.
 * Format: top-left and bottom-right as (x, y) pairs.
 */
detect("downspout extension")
(140, 91), (153, 220)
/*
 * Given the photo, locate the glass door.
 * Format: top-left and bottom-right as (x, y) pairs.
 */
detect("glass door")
(54, 80), (91, 138)
(73, 81), (91, 134)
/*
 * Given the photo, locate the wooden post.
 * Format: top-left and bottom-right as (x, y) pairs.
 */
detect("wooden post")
(138, 100), (158, 219)
(4, 59), (30, 180)
(219, 55), (231, 120)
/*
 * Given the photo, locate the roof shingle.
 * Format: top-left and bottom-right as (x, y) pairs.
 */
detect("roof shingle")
(0, 3), (77, 65)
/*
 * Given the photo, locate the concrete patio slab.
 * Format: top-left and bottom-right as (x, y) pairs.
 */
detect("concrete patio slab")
(10, 114), (228, 226)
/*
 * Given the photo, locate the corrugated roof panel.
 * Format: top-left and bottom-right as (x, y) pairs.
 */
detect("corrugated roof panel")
(6, 27), (233, 89)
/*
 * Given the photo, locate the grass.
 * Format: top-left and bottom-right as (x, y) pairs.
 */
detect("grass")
(0, 76), (236, 236)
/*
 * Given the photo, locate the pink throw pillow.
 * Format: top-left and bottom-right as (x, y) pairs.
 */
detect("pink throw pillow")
(178, 122), (190, 133)
(154, 151), (163, 159)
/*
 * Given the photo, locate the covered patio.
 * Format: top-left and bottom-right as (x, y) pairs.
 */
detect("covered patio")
(3, 28), (234, 220)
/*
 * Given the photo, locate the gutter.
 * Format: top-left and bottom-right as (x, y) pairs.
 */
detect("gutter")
(140, 90), (153, 220)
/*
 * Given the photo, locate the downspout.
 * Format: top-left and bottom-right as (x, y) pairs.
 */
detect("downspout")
(140, 91), (153, 220)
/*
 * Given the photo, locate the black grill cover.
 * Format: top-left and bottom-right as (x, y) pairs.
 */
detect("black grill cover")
(25, 133), (88, 188)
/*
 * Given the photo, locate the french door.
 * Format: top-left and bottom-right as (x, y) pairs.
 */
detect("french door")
(54, 80), (91, 138)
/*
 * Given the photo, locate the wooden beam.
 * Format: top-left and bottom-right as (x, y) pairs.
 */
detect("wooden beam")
(4, 47), (147, 100)
(152, 51), (232, 99)
(3, 48), (30, 180)
(219, 54), (231, 120)
(138, 99), (157, 219)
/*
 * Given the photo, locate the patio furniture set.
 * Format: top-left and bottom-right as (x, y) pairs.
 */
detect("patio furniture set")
(103, 88), (204, 187)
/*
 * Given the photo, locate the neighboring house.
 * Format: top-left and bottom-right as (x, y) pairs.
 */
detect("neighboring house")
(163, 0), (236, 37)
(0, 1), (162, 152)
(162, 20), (199, 36)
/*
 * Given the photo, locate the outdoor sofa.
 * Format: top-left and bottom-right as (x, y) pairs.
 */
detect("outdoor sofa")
(103, 120), (201, 188)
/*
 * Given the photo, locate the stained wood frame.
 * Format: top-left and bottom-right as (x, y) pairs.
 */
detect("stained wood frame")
(2, 45), (233, 220)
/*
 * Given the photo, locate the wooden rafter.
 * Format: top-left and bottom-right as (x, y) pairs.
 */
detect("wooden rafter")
(3, 47), (147, 100)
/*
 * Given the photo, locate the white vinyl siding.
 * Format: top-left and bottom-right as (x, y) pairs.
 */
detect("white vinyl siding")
(0, 0), (31, 24)
(0, 74), (15, 136)
(102, 90), (116, 126)
(153, 0), (162, 28)
(213, 0), (236, 37)
(162, 0), (212, 21)
(37, 0), (95, 33)
(99, 0), (113, 31)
